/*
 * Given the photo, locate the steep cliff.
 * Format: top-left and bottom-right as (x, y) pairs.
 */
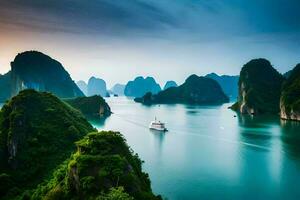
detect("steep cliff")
(135, 74), (229, 105)
(280, 64), (300, 121)
(232, 59), (284, 114)
(10, 51), (84, 98)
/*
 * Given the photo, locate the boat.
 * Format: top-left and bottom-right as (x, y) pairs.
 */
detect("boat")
(149, 117), (168, 131)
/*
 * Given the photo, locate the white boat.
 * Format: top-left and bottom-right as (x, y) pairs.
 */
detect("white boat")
(149, 117), (168, 131)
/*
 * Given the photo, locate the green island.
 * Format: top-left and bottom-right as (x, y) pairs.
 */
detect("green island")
(231, 58), (284, 115)
(0, 90), (160, 200)
(65, 95), (111, 117)
(134, 74), (229, 105)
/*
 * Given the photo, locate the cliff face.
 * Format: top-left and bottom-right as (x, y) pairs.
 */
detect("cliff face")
(10, 51), (84, 98)
(233, 59), (284, 115)
(0, 90), (94, 198)
(280, 64), (300, 121)
(124, 76), (161, 97)
(135, 74), (229, 105)
(87, 76), (108, 97)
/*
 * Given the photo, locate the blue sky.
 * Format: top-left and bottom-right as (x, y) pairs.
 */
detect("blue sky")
(0, 0), (299, 87)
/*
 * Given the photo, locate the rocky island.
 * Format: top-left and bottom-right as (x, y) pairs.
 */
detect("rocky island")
(231, 59), (284, 115)
(65, 95), (111, 117)
(124, 76), (161, 97)
(280, 64), (300, 121)
(134, 74), (229, 105)
(10, 51), (84, 98)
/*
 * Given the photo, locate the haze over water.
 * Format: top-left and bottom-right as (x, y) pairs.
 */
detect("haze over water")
(91, 97), (300, 200)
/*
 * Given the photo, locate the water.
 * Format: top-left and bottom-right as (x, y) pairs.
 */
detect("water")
(91, 97), (300, 200)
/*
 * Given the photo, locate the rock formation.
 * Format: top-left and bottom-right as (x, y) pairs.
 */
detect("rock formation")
(10, 51), (84, 98)
(231, 59), (284, 115)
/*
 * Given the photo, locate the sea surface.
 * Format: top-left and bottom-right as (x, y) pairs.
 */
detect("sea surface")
(90, 97), (300, 200)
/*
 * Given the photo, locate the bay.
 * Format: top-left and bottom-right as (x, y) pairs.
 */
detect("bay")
(91, 97), (300, 200)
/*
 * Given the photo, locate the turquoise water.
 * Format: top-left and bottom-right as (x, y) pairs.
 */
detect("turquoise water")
(91, 97), (300, 200)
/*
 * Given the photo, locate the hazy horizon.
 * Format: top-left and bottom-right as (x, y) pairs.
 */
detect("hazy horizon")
(1, 0), (300, 87)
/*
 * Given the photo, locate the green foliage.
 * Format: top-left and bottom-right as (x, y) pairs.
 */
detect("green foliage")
(281, 64), (300, 112)
(135, 74), (229, 105)
(65, 95), (111, 117)
(96, 187), (134, 200)
(0, 89), (95, 198)
(235, 58), (284, 114)
(32, 131), (161, 200)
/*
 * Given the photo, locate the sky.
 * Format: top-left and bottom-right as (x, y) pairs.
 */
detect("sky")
(0, 0), (300, 88)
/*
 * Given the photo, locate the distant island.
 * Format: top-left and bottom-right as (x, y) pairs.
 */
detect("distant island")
(124, 76), (161, 97)
(205, 73), (239, 101)
(0, 90), (160, 199)
(135, 74), (229, 105)
(163, 81), (177, 90)
(10, 51), (84, 98)
(111, 83), (126, 96)
(76, 80), (88, 96)
(231, 58), (284, 115)
(87, 76), (109, 97)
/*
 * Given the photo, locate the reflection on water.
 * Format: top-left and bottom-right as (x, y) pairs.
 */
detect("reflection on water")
(88, 97), (300, 200)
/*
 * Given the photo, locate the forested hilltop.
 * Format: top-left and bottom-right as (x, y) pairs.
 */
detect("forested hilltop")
(231, 59), (284, 115)
(0, 90), (160, 200)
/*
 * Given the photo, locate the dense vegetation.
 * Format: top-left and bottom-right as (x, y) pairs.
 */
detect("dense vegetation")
(0, 90), (95, 199)
(0, 71), (11, 102)
(232, 59), (284, 114)
(280, 64), (300, 120)
(65, 95), (111, 117)
(31, 131), (161, 200)
(135, 74), (229, 105)
(11, 51), (84, 98)
(0, 90), (159, 199)
(124, 77), (161, 97)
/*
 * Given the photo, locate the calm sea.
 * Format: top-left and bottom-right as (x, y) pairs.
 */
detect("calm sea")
(91, 97), (300, 200)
